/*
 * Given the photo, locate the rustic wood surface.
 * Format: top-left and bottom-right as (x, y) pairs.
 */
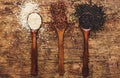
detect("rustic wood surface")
(0, 0), (120, 78)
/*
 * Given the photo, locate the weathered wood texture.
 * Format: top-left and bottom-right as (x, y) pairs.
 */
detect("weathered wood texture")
(0, 0), (120, 78)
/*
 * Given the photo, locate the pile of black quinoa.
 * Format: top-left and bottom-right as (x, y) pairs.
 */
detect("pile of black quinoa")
(74, 4), (106, 32)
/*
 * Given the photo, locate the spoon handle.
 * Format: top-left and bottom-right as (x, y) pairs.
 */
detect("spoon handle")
(82, 30), (90, 77)
(31, 30), (38, 76)
(58, 30), (65, 76)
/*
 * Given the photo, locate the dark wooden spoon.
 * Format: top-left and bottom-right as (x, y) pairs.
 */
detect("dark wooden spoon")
(78, 12), (93, 77)
(81, 27), (91, 77)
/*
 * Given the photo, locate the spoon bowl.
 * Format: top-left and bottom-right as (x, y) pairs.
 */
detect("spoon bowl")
(28, 12), (42, 30)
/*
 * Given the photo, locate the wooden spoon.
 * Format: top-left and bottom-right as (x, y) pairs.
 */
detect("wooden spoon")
(55, 26), (66, 76)
(27, 12), (42, 76)
(80, 27), (91, 77)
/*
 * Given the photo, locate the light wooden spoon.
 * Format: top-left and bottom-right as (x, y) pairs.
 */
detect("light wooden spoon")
(27, 12), (42, 76)
(55, 26), (66, 76)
